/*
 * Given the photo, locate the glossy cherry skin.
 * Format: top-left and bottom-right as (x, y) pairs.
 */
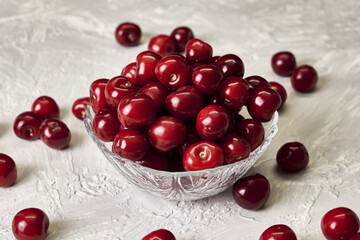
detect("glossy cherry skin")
(121, 62), (137, 84)
(105, 76), (138, 109)
(276, 142), (309, 172)
(115, 22), (141, 46)
(13, 112), (42, 140)
(89, 78), (110, 112)
(321, 207), (360, 240)
(220, 133), (251, 165)
(291, 65), (318, 93)
(40, 118), (71, 149)
(142, 229), (176, 240)
(232, 173), (270, 210)
(271, 51), (296, 76)
(170, 26), (194, 52)
(117, 92), (157, 129)
(12, 208), (49, 240)
(92, 109), (120, 142)
(166, 86), (203, 120)
(31, 96), (59, 120)
(350, 233), (360, 240)
(139, 82), (169, 112)
(136, 51), (162, 85)
(247, 87), (282, 122)
(236, 118), (265, 151)
(244, 75), (270, 90)
(148, 34), (175, 57)
(0, 153), (17, 187)
(135, 150), (170, 171)
(155, 55), (190, 89)
(269, 81), (287, 109)
(112, 129), (149, 161)
(196, 104), (231, 141)
(148, 116), (187, 153)
(185, 38), (213, 64)
(216, 54), (245, 78)
(191, 64), (223, 96)
(183, 140), (224, 171)
(219, 76), (251, 111)
(259, 224), (297, 240)
(72, 97), (90, 120)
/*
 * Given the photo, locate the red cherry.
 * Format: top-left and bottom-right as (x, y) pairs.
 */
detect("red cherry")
(40, 118), (71, 149)
(121, 62), (137, 84)
(115, 22), (141, 46)
(182, 140), (224, 171)
(291, 65), (318, 93)
(92, 109), (120, 142)
(135, 150), (170, 171)
(276, 142), (309, 173)
(142, 229), (176, 240)
(350, 233), (360, 240)
(191, 64), (223, 96)
(105, 76), (138, 109)
(176, 123), (202, 155)
(185, 38), (213, 64)
(13, 112), (42, 140)
(232, 173), (270, 210)
(155, 55), (190, 89)
(31, 96), (59, 120)
(236, 118), (265, 151)
(72, 97), (90, 120)
(148, 116), (187, 153)
(219, 76), (250, 111)
(259, 224), (297, 240)
(89, 78), (110, 112)
(269, 81), (287, 109)
(321, 207), (360, 240)
(216, 54), (245, 78)
(244, 75), (270, 90)
(170, 26), (194, 52)
(196, 104), (231, 140)
(112, 129), (149, 161)
(271, 51), (296, 76)
(139, 82), (169, 112)
(148, 34), (175, 57)
(220, 133), (250, 165)
(247, 87), (282, 122)
(0, 153), (17, 187)
(136, 51), (162, 86)
(12, 208), (49, 240)
(208, 93), (220, 105)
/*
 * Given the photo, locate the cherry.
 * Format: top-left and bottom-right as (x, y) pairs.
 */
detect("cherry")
(89, 78), (110, 112)
(259, 224), (297, 240)
(115, 22), (141, 46)
(117, 92), (157, 129)
(271, 51), (296, 76)
(276, 142), (309, 173)
(135, 150), (170, 171)
(136, 51), (162, 86)
(40, 118), (71, 149)
(148, 116), (187, 153)
(236, 118), (265, 151)
(291, 65), (318, 93)
(269, 81), (287, 109)
(105, 76), (138, 109)
(247, 87), (282, 122)
(92, 109), (120, 142)
(148, 34), (175, 57)
(121, 62), (137, 84)
(244, 75), (270, 90)
(350, 233), (360, 240)
(182, 140), (224, 171)
(0, 153), (17, 187)
(139, 82), (169, 112)
(12, 208), (49, 240)
(170, 26), (194, 52)
(142, 229), (176, 240)
(166, 86), (203, 120)
(321, 207), (360, 240)
(196, 104), (231, 141)
(220, 133), (251, 165)
(219, 76), (250, 111)
(185, 38), (213, 64)
(112, 129), (149, 161)
(215, 54), (245, 78)
(232, 173), (270, 210)
(31, 96), (59, 120)
(155, 54), (190, 89)
(211, 55), (220, 65)
(13, 112), (42, 140)
(72, 97), (90, 120)
(191, 64), (223, 96)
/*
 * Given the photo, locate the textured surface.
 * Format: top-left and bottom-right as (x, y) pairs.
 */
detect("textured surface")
(0, 0), (360, 239)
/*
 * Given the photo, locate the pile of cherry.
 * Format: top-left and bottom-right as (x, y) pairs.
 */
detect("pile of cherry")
(0, 22), (358, 240)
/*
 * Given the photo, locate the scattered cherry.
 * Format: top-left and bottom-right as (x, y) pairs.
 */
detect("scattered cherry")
(105, 76), (138, 109)
(170, 26), (194, 52)
(13, 111), (42, 140)
(271, 51), (296, 76)
(72, 97), (90, 120)
(142, 229), (176, 240)
(148, 34), (175, 57)
(185, 38), (213, 64)
(135, 150), (170, 171)
(276, 142), (309, 172)
(269, 81), (287, 109)
(92, 109), (120, 142)
(89, 78), (110, 112)
(12, 208), (49, 240)
(0, 153), (17, 187)
(247, 87), (281, 122)
(219, 76), (250, 111)
(139, 82), (169, 112)
(291, 65), (318, 93)
(40, 118), (71, 149)
(220, 133), (251, 164)
(191, 64), (223, 96)
(259, 224), (297, 240)
(121, 62), (137, 84)
(115, 22), (141, 46)
(136, 51), (162, 85)
(112, 129), (149, 161)
(236, 118), (265, 151)
(31, 96), (59, 120)
(216, 54), (245, 78)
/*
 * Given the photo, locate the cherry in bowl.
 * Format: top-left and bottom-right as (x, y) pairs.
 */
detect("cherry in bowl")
(72, 97), (90, 120)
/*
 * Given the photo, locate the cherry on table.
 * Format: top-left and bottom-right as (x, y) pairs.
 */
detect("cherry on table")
(259, 224), (297, 240)
(216, 54), (245, 78)
(31, 96), (59, 120)
(185, 38), (213, 64)
(115, 22), (141, 47)
(13, 111), (42, 140)
(191, 64), (223, 96)
(220, 133), (251, 165)
(89, 78), (110, 112)
(105, 76), (138, 109)
(40, 118), (71, 149)
(142, 229), (176, 240)
(72, 97), (90, 120)
(12, 208), (49, 240)
(271, 51), (297, 76)
(112, 129), (149, 161)
(0, 153), (17, 187)
(136, 51), (162, 86)
(236, 118), (265, 151)
(269, 81), (287, 109)
(92, 109), (120, 142)
(291, 65), (318, 93)
(276, 142), (309, 173)
(148, 34), (175, 57)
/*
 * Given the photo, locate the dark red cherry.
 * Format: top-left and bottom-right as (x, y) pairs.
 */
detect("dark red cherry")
(271, 51), (296, 76)
(142, 229), (176, 240)
(191, 64), (223, 95)
(247, 87), (281, 122)
(13, 112), (42, 140)
(216, 54), (245, 78)
(321, 207), (360, 240)
(31, 96), (59, 120)
(112, 129), (149, 161)
(89, 78), (110, 112)
(220, 133), (250, 165)
(259, 224), (297, 240)
(115, 22), (141, 46)
(105, 76), (138, 109)
(350, 233), (360, 240)
(269, 81), (287, 109)
(72, 97), (90, 120)
(0, 153), (17, 187)
(211, 55), (220, 65)
(136, 51), (162, 86)
(276, 142), (309, 173)
(219, 77), (250, 111)
(135, 150), (170, 171)
(291, 65), (318, 93)
(170, 26), (194, 52)
(139, 82), (169, 112)
(40, 118), (71, 149)
(121, 62), (137, 84)
(148, 34), (175, 57)
(92, 109), (120, 142)
(244, 75), (270, 90)
(236, 118), (265, 151)
(12, 208), (49, 240)
(155, 55), (190, 89)
(176, 123), (202, 155)
(185, 38), (213, 64)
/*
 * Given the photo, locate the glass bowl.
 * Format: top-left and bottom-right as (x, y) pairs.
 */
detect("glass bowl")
(84, 106), (278, 201)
